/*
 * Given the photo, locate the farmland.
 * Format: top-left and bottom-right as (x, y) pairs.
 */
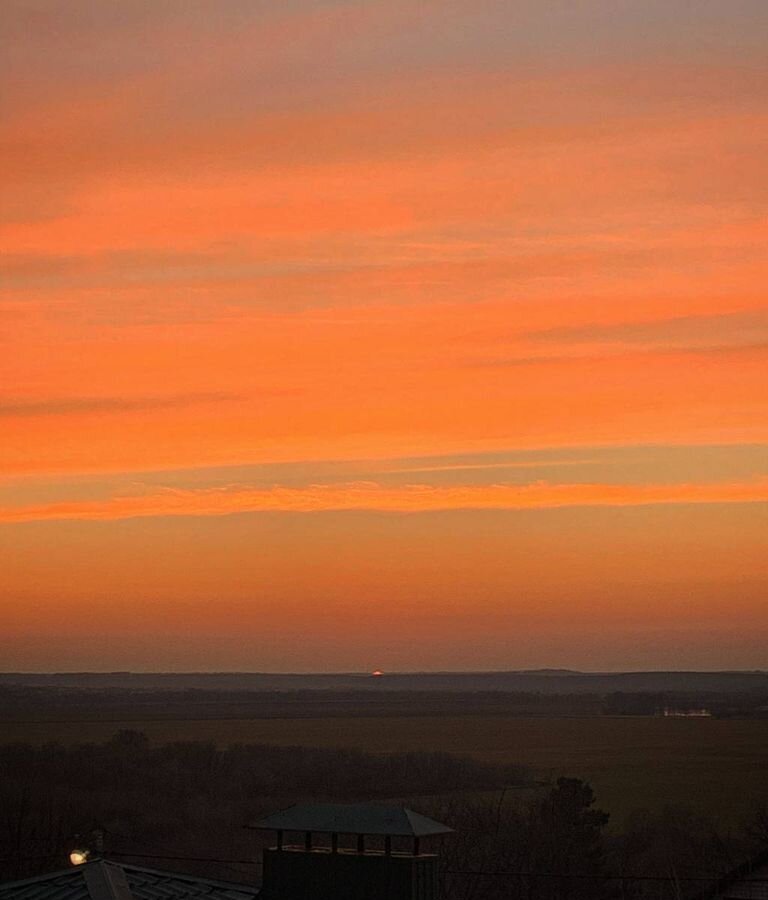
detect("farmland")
(3, 673), (767, 826)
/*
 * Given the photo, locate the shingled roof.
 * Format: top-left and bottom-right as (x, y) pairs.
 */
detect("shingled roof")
(250, 803), (453, 837)
(0, 860), (258, 900)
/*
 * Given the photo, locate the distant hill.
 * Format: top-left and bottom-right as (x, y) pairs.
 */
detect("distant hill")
(1, 669), (767, 694)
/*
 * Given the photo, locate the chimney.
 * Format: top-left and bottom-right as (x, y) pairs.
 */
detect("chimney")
(250, 803), (452, 900)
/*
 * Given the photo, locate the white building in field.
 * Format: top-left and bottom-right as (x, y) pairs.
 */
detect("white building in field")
(661, 707), (712, 717)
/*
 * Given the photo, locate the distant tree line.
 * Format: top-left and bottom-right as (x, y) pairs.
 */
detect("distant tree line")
(0, 685), (602, 720)
(3, 685), (767, 723)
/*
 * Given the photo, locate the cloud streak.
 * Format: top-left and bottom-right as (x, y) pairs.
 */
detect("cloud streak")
(0, 393), (240, 418)
(526, 308), (768, 350)
(2, 478), (767, 524)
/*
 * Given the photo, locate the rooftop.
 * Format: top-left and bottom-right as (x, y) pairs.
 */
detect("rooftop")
(250, 803), (453, 838)
(0, 860), (258, 900)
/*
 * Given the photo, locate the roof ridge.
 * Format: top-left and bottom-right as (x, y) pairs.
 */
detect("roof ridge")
(0, 865), (82, 891)
(251, 802), (453, 836)
(117, 862), (257, 891)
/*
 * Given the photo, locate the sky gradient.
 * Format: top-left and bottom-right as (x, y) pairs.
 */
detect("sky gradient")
(2, 1), (767, 671)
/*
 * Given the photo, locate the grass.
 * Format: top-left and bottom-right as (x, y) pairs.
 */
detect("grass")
(3, 715), (767, 825)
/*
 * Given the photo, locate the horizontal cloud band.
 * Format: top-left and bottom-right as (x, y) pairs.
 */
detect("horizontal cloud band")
(2, 479), (767, 524)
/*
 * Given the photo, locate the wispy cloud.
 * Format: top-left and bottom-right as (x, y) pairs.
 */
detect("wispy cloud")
(388, 458), (605, 474)
(2, 478), (766, 524)
(526, 309), (768, 350)
(471, 342), (768, 369)
(0, 393), (239, 418)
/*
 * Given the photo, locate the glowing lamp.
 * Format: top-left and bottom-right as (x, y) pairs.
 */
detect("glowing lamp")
(69, 849), (89, 866)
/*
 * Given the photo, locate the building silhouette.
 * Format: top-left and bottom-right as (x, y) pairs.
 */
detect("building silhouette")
(252, 803), (452, 900)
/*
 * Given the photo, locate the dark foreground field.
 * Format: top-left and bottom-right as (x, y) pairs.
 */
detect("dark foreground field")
(4, 712), (768, 825)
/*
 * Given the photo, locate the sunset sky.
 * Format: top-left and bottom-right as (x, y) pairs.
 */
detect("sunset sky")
(2, 1), (767, 671)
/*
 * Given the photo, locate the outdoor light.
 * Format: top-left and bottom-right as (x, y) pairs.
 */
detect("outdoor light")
(69, 849), (89, 866)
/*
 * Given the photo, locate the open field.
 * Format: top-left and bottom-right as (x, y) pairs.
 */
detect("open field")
(4, 714), (767, 826)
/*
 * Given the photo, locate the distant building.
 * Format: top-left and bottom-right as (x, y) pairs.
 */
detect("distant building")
(661, 707), (713, 717)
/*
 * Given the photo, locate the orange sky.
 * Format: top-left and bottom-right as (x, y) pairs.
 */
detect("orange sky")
(1, 1), (767, 671)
